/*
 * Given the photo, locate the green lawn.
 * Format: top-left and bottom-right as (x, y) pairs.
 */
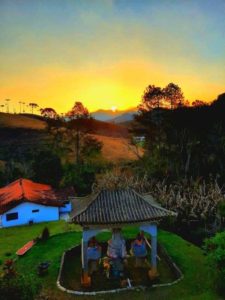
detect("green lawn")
(0, 221), (221, 300)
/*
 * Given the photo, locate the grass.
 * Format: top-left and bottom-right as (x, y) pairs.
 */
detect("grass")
(0, 222), (221, 299)
(0, 112), (46, 130)
(91, 134), (143, 162)
(0, 221), (80, 262)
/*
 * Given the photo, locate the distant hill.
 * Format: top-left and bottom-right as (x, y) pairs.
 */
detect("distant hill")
(0, 113), (141, 163)
(0, 113), (46, 130)
(108, 112), (136, 124)
(91, 108), (137, 122)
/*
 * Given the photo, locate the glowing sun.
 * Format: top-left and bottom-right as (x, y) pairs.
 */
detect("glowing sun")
(111, 106), (117, 112)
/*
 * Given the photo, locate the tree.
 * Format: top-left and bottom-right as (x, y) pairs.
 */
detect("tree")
(192, 100), (206, 107)
(32, 150), (63, 187)
(66, 101), (90, 163)
(163, 83), (184, 109)
(40, 107), (58, 119)
(138, 85), (163, 112)
(29, 103), (39, 114)
(80, 135), (103, 161)
(62, 163), (96, 196)
(66, 101), (89, 119)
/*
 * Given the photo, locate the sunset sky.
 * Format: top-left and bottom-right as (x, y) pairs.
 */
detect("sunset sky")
(0, 0), (225, 113)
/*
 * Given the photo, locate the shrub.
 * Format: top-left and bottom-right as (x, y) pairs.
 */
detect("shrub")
(204, 231), (225, 296)
(0, 274), (40, 300)
(41, 227), (50, 241)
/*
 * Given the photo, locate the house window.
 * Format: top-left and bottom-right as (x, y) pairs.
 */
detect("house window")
(6, 212), (18, 221)
(32, 209), (39, 213)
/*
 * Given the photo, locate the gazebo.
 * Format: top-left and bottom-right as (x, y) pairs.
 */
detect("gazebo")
(72, 189), (176, 287)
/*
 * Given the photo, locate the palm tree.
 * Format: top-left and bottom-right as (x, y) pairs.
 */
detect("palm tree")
(29, 102), (39, 114)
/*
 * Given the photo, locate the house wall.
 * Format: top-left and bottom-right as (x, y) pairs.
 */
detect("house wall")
(59, 202), (72, 213)
(1, 202), (59, 228)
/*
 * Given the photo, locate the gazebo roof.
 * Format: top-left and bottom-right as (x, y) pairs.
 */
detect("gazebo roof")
(72, 189), (176, 226)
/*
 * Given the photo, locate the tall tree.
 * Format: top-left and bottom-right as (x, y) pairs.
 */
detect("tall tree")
(66, 101), (90, 163)
(40, 107), (58, 119)
(139, 85), (163, 111)
(163, 83), (184, 109)
(66, 101), (90, 119)
(29, 103), (39, 114)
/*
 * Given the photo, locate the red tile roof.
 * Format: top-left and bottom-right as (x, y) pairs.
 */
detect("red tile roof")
(0, 178), (73, 214)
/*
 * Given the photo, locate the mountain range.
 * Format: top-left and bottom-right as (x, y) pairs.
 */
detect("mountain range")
(91, 108), (137, 123)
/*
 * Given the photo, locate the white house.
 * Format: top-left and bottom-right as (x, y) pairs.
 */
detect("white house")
(0, 179), (73, 228)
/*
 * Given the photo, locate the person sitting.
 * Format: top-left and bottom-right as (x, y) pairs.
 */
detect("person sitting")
(87, 237), (101, 274)
(106, 229), (127, 278)
(131, 233), (147, 257)
(107, 229), (127, 259)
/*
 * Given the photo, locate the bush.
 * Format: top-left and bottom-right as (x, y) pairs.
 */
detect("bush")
(0, 274), (40, 300)
(204, 231), (225, 296)
(41, 227), (50, 241)
(62, 163), (96, 196)
(32, 150), (63, 187)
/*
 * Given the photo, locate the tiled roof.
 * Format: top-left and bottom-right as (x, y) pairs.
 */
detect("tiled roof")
(72, 189), (176, 226)
(0, 178), (73, 214)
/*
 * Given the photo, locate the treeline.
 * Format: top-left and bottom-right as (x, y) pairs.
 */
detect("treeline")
(133, 88), (225, 182)
(0, 102), (111, 195)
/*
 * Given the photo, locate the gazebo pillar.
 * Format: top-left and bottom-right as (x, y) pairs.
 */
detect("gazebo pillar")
(140, 223), (158, 279)
(81, 228), (103, 287)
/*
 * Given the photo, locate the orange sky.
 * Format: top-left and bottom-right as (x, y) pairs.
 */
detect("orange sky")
(0, 1), (225, 113)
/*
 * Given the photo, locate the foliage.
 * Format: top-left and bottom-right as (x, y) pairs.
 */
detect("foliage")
(66, 101), (90, 119)
(163, 82), (184, 109)
(62, 163), (96, 195)
(192, 100), (207, 107)
(93, 171), (225, 239)
(0, 273), (40, 300)
(139, 82), (184, 112)
(139, 85), (163, 110)
(40, 107), (58, 119)
(80, 135), (103, 161)
(32, 150), (63, 187)
(29, 103), (39, 114)
(204, 231), (225, 295)
(134, 92), (225, 181)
